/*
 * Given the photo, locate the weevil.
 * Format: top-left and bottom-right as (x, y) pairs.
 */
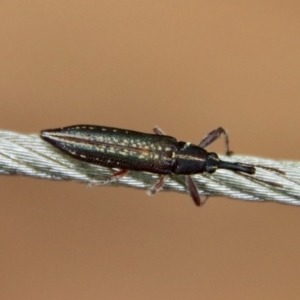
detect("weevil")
(40, 124), (276, 206)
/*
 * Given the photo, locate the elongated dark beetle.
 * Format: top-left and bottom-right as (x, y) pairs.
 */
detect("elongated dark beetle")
(40, 125), (272, 206)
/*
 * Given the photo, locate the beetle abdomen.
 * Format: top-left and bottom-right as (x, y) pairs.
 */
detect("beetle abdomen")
(41, 125), (178, 174)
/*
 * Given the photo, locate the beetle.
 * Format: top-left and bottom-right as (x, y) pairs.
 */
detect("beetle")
(40, 124), (262, 206)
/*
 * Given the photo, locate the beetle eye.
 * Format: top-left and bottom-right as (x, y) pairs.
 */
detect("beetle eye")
(209, 152), (218, 159)
(206, 165), (216, 173)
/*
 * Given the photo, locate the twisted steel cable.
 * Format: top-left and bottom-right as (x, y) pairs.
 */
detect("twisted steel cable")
(0, 130), (300, 206)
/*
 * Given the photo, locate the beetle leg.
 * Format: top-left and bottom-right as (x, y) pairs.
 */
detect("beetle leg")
(147, 175), (166, 195)
(198, 127), (233, 155)
(89, 169), (128, 187)
(109, 169), (128, 181)
(153, 126), (165, 135)
(185, 175), (208, 206)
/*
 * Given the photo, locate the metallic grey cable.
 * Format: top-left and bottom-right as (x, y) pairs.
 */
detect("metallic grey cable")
(1, 130), (300, 205)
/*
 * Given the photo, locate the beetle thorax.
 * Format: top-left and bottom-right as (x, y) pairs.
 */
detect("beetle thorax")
(172, 142), (210, 175)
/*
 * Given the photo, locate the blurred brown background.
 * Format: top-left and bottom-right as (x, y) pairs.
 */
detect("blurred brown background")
(1, 1), (300, 299)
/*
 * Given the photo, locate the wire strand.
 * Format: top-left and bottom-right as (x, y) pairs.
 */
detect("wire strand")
(1, 130), (300, 205)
